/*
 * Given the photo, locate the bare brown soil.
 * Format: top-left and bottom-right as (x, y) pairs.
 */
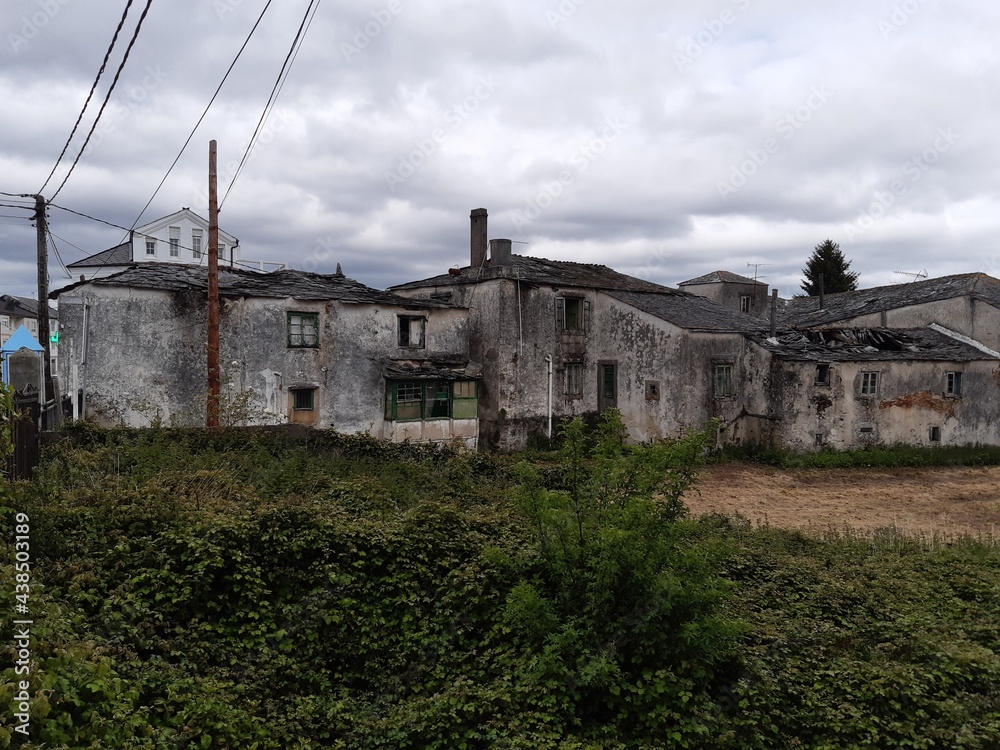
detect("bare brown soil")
(686, 463), (1000, 538)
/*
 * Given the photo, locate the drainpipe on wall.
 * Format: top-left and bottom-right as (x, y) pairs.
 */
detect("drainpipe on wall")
(81, 302), (90, 422)
(545, 355), (553, 440)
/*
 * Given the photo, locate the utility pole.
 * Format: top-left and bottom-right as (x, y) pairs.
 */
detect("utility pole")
(207, 141), (221, 427)
(34, 194), (54, 426)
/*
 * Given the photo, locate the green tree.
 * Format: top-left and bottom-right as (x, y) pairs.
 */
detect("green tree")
(800, 238), (859, 295)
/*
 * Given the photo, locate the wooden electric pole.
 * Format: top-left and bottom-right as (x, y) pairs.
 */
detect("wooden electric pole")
(34, 194), (54, 424)
(207, 141), (221, 427)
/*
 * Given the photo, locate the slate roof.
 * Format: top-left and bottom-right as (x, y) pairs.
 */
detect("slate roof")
(66, 241), (132, 269)
(782, 273), (1000, 327)
(382, 358), (483, 381)
(751, 326), (998, 362)
(607, 290), (770, 333)
(0, 295), (58, 319)
(678, 270), (766, 286)
(51, 263), (454, 309)
(391, 255), (673, 294)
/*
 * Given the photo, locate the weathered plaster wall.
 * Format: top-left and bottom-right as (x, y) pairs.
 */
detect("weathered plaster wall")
(682, 281), (770, 317)
(58, 284), (472, 444)
(776, 358), (1000, 451)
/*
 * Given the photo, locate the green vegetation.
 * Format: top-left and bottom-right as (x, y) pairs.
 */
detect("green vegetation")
(1, 419), (998, 748)
(718, 441), (1000, 469)
(800, 238), (859, 295)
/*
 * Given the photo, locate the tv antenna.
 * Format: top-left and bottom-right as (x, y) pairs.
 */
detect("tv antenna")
(746, 262), (770, 283)
(893, 269), (928, 282)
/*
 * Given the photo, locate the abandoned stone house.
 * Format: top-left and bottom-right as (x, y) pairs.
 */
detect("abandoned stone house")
(392, 209), (1000, 451)
(50, 205), (1000, 452)
(52, 263), (481, 447)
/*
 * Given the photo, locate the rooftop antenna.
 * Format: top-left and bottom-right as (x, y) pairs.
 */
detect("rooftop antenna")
(747, 262), (770, 283)
(893, 269), (928, 283)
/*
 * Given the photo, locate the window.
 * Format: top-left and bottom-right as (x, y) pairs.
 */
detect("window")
(291, 388), (315, 411)
(739, 295), (752, 313)
(398, 316), (426, 348)
(386, 380), (479, 421)
(946, 371), (963, 396)
(556, 296), (590, 332)
(145, 238), (156, 255)
(814, 432), (826, 447)
(714, 363), (733, 398)
(565, 363), (583, 397)
(815, 364), (831, 386)
(169, 227), (180, 257)
(860, 371), (879, 397)
(192, 230), (203, 260)
(287, 312), (319, 348)
(929, 426), (941, 442)
(645, 380), (660, 401)
(218, 242), (226, 260)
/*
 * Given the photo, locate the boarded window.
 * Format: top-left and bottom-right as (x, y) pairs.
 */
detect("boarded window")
(565, 363), (583, 396)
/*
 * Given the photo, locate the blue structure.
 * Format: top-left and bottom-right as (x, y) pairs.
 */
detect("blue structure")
(1, 325), (44, 386)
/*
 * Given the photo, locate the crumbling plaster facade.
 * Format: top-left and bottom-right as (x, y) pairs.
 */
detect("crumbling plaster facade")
(56, 271), (477, 446)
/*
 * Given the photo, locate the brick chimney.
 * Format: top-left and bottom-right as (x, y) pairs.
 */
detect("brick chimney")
(470, 208), (488, 268)
(490, 238), (512, 266)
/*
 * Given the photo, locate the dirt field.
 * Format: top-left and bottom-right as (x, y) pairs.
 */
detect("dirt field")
(686, 463), (1000, 539)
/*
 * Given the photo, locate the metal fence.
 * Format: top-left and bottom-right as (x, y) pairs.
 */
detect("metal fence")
(5, 394), (39, 481)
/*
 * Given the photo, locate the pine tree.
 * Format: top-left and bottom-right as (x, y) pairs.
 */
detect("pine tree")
(800, 239), (859, 295)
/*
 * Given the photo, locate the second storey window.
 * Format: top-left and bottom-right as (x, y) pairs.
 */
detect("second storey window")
(145, 238), (156, 255)
(946, 371), (963, 396)
(398, 315), (426, 348)
(287, 312), (319, 348)
(169, 227), (180, 257)
(556, 296), (590, 332)
(192, 230), (203, 260)
(860, 371), (879, 397)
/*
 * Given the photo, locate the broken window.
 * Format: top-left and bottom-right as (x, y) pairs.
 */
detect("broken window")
(556, 296), (590, 333)
(565, 363), (583, 397)
(386, 380), (479, 421)
(815, 363), (831, 386)
(287, 312), (319, 348)
(645, 380), (660, 401)
(398, 316), (426, 348)
(946, 371), (963, 396)
(291, 388), (315, 411)
(740, 295), (752, 313)
(714, 364), (734, 398)
(859, 371), (879, 397)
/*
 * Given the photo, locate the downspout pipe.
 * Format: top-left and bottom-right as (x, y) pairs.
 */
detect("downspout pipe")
(544, 355), (553, 440)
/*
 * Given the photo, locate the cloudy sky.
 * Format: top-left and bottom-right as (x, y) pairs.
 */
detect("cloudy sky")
(2, 0), (999, 302)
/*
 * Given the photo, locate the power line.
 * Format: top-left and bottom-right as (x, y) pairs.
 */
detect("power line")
(49, 0), (156, 202)
(129, 0), (275, 230)
(38, 0), (137, 195)
(221, 0), (321, 208)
